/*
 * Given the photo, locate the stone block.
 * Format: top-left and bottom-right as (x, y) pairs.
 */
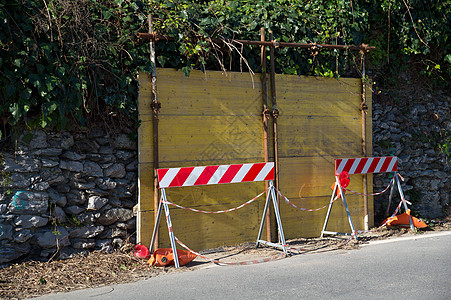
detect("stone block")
(14, 215), (48, 229)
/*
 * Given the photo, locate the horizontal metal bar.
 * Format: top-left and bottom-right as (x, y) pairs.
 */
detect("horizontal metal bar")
(137, 32), (376, 52)
(321, 231), (353, 236)
(257, 240), (286, 250)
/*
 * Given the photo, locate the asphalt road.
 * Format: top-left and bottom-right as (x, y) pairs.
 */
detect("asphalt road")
(35, 231), (451, 300)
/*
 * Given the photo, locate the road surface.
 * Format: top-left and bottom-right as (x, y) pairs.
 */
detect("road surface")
(35, 231), (451, 300)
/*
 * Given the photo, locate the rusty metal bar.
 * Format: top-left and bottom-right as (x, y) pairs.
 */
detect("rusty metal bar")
(269, 31), (280, 239)
(138, 32), (376, 52)
(260, 27), (272, 243)
(149, 15), (161, 250)
(360, 51), (369, 231)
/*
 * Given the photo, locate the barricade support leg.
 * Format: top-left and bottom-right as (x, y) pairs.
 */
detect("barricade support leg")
(161, 188), (180, 268)
(256, 181), (287, 254)
(394, 173), (415, 231)
(149, 193), (164, 253)
(321, 175), (358, 240)
(321, 182), (338, 238)
(149, 188), (180, 268)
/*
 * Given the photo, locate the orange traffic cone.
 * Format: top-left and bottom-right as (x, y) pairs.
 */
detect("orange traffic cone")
(148, 248), (197, 267)
(384, 209), (427, 228)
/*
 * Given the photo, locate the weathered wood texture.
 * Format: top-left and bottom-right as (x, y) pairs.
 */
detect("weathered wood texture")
(138, 68), (373, 250)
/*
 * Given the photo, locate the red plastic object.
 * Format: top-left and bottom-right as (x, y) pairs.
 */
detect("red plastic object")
(134, 244), (150, 259)
(339, 171), (350, 188)
(148, 248), (197, 267)
(331, 171), (350, 198)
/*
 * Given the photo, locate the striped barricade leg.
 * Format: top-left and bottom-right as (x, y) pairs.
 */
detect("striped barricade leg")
(321, 175), (358, 240)
(256, 180), (288, 254)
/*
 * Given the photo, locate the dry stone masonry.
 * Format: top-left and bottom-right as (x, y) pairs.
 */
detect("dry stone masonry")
(1, 129), (137, 264)
(372, 90), (450, 221)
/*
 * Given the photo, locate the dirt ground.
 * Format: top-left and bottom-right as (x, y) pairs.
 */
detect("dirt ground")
(1, 216), (450, 300)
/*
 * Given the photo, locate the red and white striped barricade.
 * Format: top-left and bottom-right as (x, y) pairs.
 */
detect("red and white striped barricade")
(321, 156), (414, 240)
(149, 162), (287, 268)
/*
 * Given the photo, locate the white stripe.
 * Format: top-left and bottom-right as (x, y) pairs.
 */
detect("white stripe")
(159, 168), (180, 188)
(361, 158), (374, 174)
(183, 166), (206, 186)
(231, 163), (253, 183)
(348, 159), (360, 174)
(386, 157), (397, 172)
(254, 162), (274, 181)
(374, 157), (386, 173)
(208, 165), (230, 185)
(336, 159), (347, 174)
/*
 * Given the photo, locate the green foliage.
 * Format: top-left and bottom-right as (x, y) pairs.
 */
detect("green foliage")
(0, 0), (449, 133)
(0, 0), (151, 132)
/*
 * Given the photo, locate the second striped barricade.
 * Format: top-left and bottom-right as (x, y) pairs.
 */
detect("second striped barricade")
(321, 156), (413, 240)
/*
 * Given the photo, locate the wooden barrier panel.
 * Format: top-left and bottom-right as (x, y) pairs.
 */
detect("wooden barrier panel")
(138, 68), (373, 250)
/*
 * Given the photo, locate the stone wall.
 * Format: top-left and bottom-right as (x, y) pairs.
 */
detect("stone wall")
(372, 89), (450, 221)
(0, 129), (137, 264)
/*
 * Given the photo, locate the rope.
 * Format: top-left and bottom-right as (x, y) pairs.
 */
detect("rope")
(343, 178), (394, 197)
(276, 189), (339, 212)
(162, 188), (268, 214)
(175, 236), (286, 266)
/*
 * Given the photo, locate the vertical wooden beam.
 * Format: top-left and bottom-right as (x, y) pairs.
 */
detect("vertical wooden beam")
(260, 27), (272, 242)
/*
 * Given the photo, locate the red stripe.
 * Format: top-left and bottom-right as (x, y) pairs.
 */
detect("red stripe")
(157, 168), (169, 183)
(354, 158), (368, 174)
(194, 165), (219, 185)
(335, 159), (342, 175)
(366, 157), (381, 173)
(169, 167), (195, 187)
(342, 159), (355, 173)
(218, 164), (242, 184)
(242, 163), (265, 182)
(380, 157), (392, 173)
(264, 166), (275, 180)
(392, 158), (398, 172)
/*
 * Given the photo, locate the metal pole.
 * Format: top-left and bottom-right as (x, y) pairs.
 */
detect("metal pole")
(256, 184), (273, 246)
(149, 15), (161, 248)
(269, 181), (287, 255)
(337, 175), (358, 240)
(149, 191), (164, 252)
(386, 177), (396, 217)
(395, 173), (415, 231)
(269, 30), (280, 212)
(137, 32), (377, 52)
(161, 188), (180, 268)
(361, 51), (369, 230)
(321, 180), (338, 238)
(260, 27), (272, 242)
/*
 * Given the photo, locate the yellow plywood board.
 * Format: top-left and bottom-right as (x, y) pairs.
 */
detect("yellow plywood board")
(138, 69), (267, 250)
(278, 156), (373, 238)
(138, 68), (373, 249)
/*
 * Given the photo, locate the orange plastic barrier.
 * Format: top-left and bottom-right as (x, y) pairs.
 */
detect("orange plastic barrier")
(384, 209), (427, 228)
(148, 248), (197, 267)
